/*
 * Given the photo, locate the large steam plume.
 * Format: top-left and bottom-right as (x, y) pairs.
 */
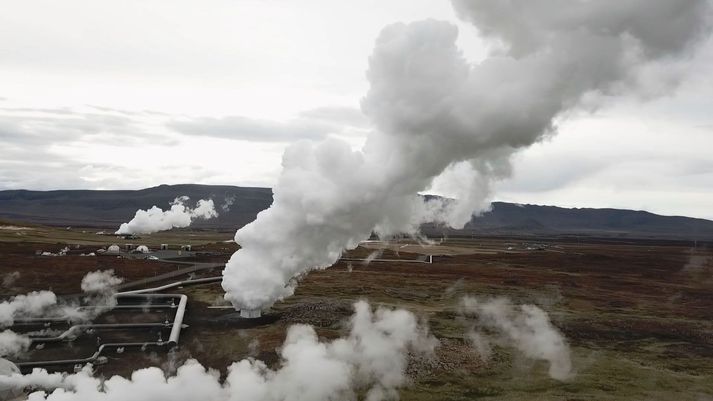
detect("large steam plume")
(116, 196), (218, 235)
(222, 0), (712, 311)
(0, 301), (436, 401)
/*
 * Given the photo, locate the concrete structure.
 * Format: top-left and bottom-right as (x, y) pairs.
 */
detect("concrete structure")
(181, 244), (192, 251)
(240, 309), (261, 318)
(160, 244), (169, 250)
(107, 244), (121, 254)
(136, 245), (150, 253)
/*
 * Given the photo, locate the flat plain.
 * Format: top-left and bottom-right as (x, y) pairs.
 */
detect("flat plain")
(2, 223), (712, 400)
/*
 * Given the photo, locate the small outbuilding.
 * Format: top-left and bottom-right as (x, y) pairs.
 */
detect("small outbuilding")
(107, 244), (121, 254)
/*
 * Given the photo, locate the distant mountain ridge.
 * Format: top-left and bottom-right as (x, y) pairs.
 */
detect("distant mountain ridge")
(0, 184), (270, 231)
(1, 184), (712, 240)
(458, 202), (713, 240)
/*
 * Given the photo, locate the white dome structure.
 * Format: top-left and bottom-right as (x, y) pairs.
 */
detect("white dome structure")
(0, 358), (22, 400)
(136, 245), (150, 253)
(107, 244), (121, 254)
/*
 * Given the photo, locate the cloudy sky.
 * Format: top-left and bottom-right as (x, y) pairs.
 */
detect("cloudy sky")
(2, 0), (712, 219)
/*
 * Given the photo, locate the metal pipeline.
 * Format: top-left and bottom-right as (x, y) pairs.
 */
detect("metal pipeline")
(113, 293), (190, 346)
(339, 255), (433, 264)
(9, 275), (223, 369)
(168, 294), (187, 346)
(29, 323), (170, 343)
(116, 276), (221, 295)
(15, 342), (167, 369)
(12, 304), (177, 325)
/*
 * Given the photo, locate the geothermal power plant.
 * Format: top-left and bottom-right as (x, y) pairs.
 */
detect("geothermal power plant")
(2, 0), (713, 400)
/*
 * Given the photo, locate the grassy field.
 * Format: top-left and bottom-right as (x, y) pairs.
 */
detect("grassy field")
(0, 219), (233, 247)
(2, 222), (712, 400)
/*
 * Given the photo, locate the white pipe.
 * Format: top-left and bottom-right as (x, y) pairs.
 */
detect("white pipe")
(117, 277), (221, 295)
(168, 295), (187, 346)
(29, 323), (169, 343)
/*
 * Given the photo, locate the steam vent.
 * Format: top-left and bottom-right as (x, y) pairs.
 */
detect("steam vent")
(240, 309), (261, 318)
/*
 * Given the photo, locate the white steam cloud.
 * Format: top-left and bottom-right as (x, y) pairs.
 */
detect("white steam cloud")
(80, 269), (124, 312)
(462, 296), (572, 381)
(221, 195), (236, 212)
(1, 301), (436, 401)
(0, 270), (124, 358)
(0, 330), (31, 359)
(0, 291), (58, 328)
(116, 196), (218, 235)
(222, 0), (713, 311)
(0, 291), (58, 359)
(80, 269), (123, 295)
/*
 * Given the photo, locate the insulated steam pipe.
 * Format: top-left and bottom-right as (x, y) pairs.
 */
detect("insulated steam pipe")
(29, 323), (171, 343)
(15, 342), (167, 369)
(9, 276), (222, 369)
(116, 276), (221, 295)
(168, 294), (187, 346)
(114, 294), (194, 346)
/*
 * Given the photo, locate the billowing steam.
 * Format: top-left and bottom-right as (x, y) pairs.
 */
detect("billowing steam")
(0, 291), (61, 358)
(222, 0), (713, 311)
(0, 270), (124, 358)
(116, 196), (218, 235)
(0, 330), (31, 358)
(80, 269), (124, 312)
(2, 272), (20, 288)
(1, 301), (437, 401)
(0, 291), (58, 327)
(80, 269), (123, 295)
(462, 296), (572, 381)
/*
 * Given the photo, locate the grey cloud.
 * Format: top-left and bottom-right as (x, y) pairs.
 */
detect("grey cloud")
(0, 105), (181, 190)
(299, 106), (370, 128)
(0, 107), (176, 147)
(86, 105), (173, 117)
(168, 115), (335, 142)
(0, 157), (101, 189)
(500, 155), (604, 193)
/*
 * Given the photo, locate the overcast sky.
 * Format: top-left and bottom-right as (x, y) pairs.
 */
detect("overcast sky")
(1, 0), (712, 219)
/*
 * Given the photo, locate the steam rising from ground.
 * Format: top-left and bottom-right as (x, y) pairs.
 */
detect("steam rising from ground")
(2, 272), (20, 288)
(1, 301), (436, 401)
(80, 269), (123, 295)
(0, 291), (60, 358)
(0, 270), (123, 358)
(0, 291), (58, 328)
(462, 296), (572, 381)
(222, 0), (712, 311)
(116, 196), (218, 235)
(80, 269), (124, 312)
(0, 330), (31, 358)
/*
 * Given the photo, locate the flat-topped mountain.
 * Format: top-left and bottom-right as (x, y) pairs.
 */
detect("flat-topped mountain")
(1, 184), (712, 240)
